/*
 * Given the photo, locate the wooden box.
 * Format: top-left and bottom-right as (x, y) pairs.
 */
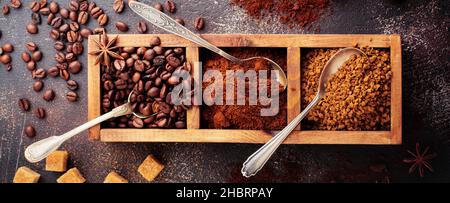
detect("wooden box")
(88, 34), (402, 144)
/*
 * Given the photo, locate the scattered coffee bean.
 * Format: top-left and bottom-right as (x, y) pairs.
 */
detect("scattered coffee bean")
(33, 107), (46, 119)
(49, 1), (59, 13)
(72, 42), (83, 55)
(33, 68), (46, 79)
(26, 23), (38, 34)
(21, 52), (31, 62)
(25, 42), (38, 52)
(164, 0), (176, 13)
(69, 11), (78, 21)
(18, 98), (30, 111)
(31, 13), (42, 25)
(10, 0), (22, 9)
(24, 125), (36, 138)
(78, 11), (89, 25)
(47, 13), (55, 25)
(49, 29), (59, 40)
(175, 17), (184, 26)
(149, 36), (161, 46)
(137, 21), (147, 33)
(48, 66), (59, 77)
(79, 1), (88, 11)
(115, 21), (128, 32)
(68, 60), (82, 74)
(154, 2), (163, 12)
(2, 5), (9, 15)
(59, 69), (70, 80)
(113, 0), (124, 13)
(90, 6), (103, 19)
(31, 1), (40, 13)
(54, 41), (64, 50)
(26, 61), (36, 71)
(67, 80), (78, 91)
(33, 80), (44, 92)
(80, 28), (92, 38)
(59, 23), (69, 33)
(69, 22), (79, 31)
(66, 91), (78, 102)
(0, 54), (12, 64)
(194, 17), (204, 30)
(88, 2), (96, 12)
(2, 43), (14, 53)
(98, 13), (108, 26)
(69, 0), (79, 11)
(59, 7), (69, 18)
(43, 89), (55, 101)
(50, 16), (63, 28)
(32, 51), (43, 61)
(40, 7), (50, 15)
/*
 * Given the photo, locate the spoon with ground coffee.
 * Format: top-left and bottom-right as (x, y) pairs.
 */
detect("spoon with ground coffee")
(24, 91), (150, 163)
(241, 47), (366, 177)
(128, 1), (288, 92)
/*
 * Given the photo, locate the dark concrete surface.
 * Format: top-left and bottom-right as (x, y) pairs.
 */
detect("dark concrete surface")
(0, 0), (449, 183)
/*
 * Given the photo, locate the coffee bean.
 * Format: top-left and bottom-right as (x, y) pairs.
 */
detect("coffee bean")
(132, 118), (144, 128)
(33, 107), (46, 119)
(26, 23), (38, 34)
(49, 29), (59, 40)
(90, 7), (103, 19)
(33, 80), (44, 92)
(2, 5), (9, 15)
(137, 21), (147, 33)
(67, 80), (78, 91)
(115, 21), (128, 32)
(47, 13), (55, 25)
(1, 43), (13, 53)
(68, 61), (82, 74)
(54, 41), (64, 50)
(55, 52), (65, 63)
(58, 23), (69, 33)
(31, 1), (40, 13)
(32, 68), (46, 79)
(143, 49), (156, 60)
(174, 48), (184, 55)
(115, 79), (127, 90)
(10, 0), (22, 9)
(39, 7), (50, 15)
(133, 60), (145, 72)
(78, 11), (89, 25)
(69, 22), (79, 31)
(65, 53), (76, 62)
(167, 55), (181, 67)
(88, 2), (96, 12)
(113, 59), (125, 71)
(72, 42), (83, 55)
(194, 17), (204, 30)
(50, 16), (63, 28)
(24, 125), (36, 138)
(153, 55), (165, 66)
(66, 91), (78, 102)
(175, 18), (184, 26)
(69, 0), (79, 11)
(49, 1), (59, 13)
(18, 98), (30, 111)
(154, 2), (163, 11)
(25, 42), (38, 52)
(149, 36), (161, 46)
(80, 28), (92, 38)
(26, 61), (36, 71)
(48, 66), (59, 77)
(69, 11), (78, 21)
(156, 117), (168, 127)
(0, 54), (11, 64)
(59, 8), (69, 18)
(79, 1), (88, 11)
(31, 13), (42, 24)
(113, 0), (124, 13)
(43, 89), (55, 101)
(175, 121), (185, 129)
(59, 69), (70, 80)
(98, 14), (108, 26)
(153, 46), (164, 55)
(21, 52), (31, 62)
(164, 0), (176, 13)
(32, 51), (42, 61)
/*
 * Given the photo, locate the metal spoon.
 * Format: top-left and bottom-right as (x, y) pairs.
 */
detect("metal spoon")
(128, 1), (288, 91)
(241, 47), (366, 177)
(24, 91), (148, 163)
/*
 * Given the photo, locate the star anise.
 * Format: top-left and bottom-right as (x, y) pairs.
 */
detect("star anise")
(88, 32), (123, 68)
(403, 143), (437, 177)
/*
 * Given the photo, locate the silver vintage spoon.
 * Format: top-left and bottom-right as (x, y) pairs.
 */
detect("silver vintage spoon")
(24, 91), (148, 163)
(241, 47), (366, 177)
(128, 1), (288, 91)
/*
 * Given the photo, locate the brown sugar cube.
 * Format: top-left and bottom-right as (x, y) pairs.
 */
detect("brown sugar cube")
(103, 171), (128, 183)
(45, 150), (69, 172)
(13, 166), (40, 183)
(57, 168), (86, 183)
(137, 155), (164, 182)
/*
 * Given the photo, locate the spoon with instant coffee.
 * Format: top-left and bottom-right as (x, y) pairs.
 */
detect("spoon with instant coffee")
(24, 91), (150, 163)
(241, 47), (366, 177)
(128, 1), (288, 92)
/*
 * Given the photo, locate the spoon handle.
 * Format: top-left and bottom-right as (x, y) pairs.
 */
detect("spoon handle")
(128, 1), (239, 62)
(24, 103), (132, 163)
(241, 95), (322, 177)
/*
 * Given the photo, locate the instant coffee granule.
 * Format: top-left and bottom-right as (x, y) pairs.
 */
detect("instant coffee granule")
(301, 47), (392, 130)
(201, 48), (287, 130)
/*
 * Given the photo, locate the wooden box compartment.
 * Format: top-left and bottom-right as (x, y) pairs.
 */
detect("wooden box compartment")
(88, 34), (402, 144)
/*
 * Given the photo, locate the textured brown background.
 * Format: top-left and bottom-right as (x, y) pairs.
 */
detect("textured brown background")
(0, 0), (449, 183)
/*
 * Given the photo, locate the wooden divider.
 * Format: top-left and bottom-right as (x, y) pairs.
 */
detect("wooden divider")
(186, 47), (200, 129)
(287, 47), (301, 130)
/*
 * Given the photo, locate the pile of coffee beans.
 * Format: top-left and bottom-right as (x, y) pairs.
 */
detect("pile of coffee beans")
(101, 36), (189, 129)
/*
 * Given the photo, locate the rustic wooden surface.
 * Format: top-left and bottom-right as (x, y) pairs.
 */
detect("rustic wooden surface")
(1, 0), (449, 183)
